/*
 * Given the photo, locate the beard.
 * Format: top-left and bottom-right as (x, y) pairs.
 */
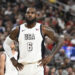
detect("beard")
(25, 18), (36, 25)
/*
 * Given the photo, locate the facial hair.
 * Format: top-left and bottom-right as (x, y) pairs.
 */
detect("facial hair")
(25, 18), (36, 25)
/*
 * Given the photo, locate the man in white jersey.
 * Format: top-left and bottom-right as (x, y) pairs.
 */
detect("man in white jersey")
(3, 7), (64, 75)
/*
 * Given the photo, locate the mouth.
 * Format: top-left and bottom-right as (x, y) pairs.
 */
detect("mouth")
(27, 17), (33, 20)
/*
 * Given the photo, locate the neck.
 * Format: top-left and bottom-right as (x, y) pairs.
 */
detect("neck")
(12, 50), (16, 55)
(26, 22), (36, 28)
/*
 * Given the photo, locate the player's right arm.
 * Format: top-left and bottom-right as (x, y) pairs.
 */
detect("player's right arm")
(3, 27), (23, 70)
(3, 27), (19, 58)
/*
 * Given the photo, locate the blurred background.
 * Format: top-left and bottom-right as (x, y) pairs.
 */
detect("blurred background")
(0, 0), (75, 75)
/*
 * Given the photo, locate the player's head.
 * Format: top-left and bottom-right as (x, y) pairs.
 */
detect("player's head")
(25, 7), (36, 24)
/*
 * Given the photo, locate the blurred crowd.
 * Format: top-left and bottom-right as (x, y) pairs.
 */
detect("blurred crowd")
(0, 0), (75, 75)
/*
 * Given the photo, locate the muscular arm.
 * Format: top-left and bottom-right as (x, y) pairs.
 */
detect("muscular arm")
(42, 25), (59, 42)
(42, 25), (64, 53)
(3, 27), (23, 71)
(3, 27), (19, 58)
(40, 25), (64, 65)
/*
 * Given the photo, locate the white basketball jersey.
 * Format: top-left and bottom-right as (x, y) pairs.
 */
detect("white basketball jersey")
(18, 23), (43, 63)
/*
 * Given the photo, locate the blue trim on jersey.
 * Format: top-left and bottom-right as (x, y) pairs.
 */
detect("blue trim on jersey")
(17, 26), (20, 39)
(40, 24), (46, 58)
(40, 24), (44, 39)
(17, 26), (20, 60)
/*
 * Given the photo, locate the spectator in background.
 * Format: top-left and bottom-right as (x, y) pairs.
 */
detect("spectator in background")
(61, 57), (72, 69)
(56, 67), (63, 75)
(57, 18), (65, 31)
(44, 66), (50, 75)
(70, 38), (75, 61)
(54, 49), (66, 68)
(0, 19), (5, 33)
(5, 19), (13, 34)
(0, 33), (5, 44)
(36, 11), (44, 23)
(19, 3), (27, 15)
(46, 6), (53, 17)
(49, 67), (56, 75)
(4, 6), (12, 15)
(67, 66), (75, 75)
(44, 17), (51, 27)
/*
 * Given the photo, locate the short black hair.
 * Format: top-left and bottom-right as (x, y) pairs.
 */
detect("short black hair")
(26, 7), (36, 12)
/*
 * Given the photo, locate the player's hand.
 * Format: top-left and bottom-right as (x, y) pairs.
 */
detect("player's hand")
(10, 57), (24, 71)
(38, 55), (53, 66)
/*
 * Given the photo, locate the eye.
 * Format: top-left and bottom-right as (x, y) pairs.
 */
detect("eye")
(32, 12), (34, 14)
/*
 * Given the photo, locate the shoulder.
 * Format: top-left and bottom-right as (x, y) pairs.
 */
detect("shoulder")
(41, 25), (60, 42)
(11, 26), (19, 34)
(9, 23), (26, 41)
(9, 26), (20, 41)
(42, 25), (55, 32)
(41, 25), (55, 35)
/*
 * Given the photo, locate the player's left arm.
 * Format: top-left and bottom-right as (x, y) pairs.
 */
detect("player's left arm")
(39, 25), (64, 66)
(42, 25), (64, 48)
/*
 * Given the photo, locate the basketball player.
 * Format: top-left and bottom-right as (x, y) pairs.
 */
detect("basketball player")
(3, 7), (63, 75)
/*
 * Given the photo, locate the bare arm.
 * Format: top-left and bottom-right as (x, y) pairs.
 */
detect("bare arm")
(39, 25), (64, 66)
(3, 27), (23, 70)
(0, 54), (6, 75)
(42, 25), (64, 52)
(3, 27), (19, 58)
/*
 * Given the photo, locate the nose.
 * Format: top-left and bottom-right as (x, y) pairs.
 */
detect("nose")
(28, 13), (32, 18)
(28, 12), (32, 16)
(29, 16), (32, 18)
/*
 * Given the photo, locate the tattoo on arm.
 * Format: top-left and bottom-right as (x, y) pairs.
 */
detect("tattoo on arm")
(42, 25), (64, 57)
(42, 26), (59, 42)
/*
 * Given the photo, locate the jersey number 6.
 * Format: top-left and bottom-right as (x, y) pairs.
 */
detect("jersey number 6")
(27, 42), (33, 51)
